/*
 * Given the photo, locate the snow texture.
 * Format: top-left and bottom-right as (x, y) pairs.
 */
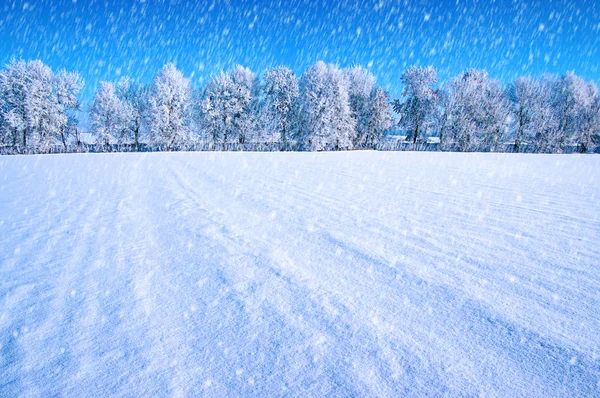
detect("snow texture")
(1, 151), (599, 396)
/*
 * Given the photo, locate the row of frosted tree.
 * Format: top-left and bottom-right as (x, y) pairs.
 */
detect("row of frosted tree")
(396, 67), (599, 153)
(1, 59), (599, 154)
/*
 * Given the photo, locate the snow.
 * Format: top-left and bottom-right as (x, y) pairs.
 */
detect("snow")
(1, 151), (599, 396)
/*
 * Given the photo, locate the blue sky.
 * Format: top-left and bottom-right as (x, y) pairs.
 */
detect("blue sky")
(1, 0), (599, 102)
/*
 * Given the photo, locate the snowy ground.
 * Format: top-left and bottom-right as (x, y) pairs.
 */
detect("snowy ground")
(1, 151), (599, 397)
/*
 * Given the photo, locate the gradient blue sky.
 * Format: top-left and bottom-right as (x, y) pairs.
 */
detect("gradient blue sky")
(1, 0), (599, 101)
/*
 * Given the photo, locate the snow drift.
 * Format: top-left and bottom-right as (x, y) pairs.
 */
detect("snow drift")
(0, 151), (599, 396)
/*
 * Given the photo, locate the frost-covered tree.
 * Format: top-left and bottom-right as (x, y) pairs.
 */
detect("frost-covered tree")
(54, 70), (83, 150)
(297, 61), (355, 151)
(576, 81), (599, 153)
(0, 60), (55, 151)
(148, 63), (192, 151)
(507, 77), (540, 152)
(345, 66), (376, 147)
(550, 72), (598, 152)
(525, 75), (560, 153)
(230, 65), (259, 144)
(444, 71), (481, 151)
(116, 76), (148, 151)
(591, 95), (600, 150)
(0, 60), (28, 149)
(328, 68), (356, 150)
(445, 69), (507, 152)
(90, 81), (129, 150)
(200, 72), (238, 146)
(481, 81), (510, 152)
(0, 60), (81, 152)
(393, 66), (438, 146)
(550, 72), (598, 153)
(434, 85), (454, 151)
(261, 66), (299, 149)
(200, 65), (258, 147)
(507, 76), (563, 153)
(366, 87), (392, 148)
(24, 61), (57, 152)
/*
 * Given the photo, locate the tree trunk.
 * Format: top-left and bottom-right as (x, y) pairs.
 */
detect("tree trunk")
(134, 125), (140, 152)
(60, 127), (68, 151)
(514, 129), (522, 153)
(167, 133), (177, 152)
(558, 118), (568, 152)
(222, 117), (228, 151)
(413, 117), (420, 149)
(75, 128), (81, 149)
(462, 132), (470, 152)
(580, 129), (590, 153)
(514, 108), (524, 153)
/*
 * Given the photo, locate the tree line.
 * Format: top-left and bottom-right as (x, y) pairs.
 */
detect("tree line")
(1, 59), (599, 154)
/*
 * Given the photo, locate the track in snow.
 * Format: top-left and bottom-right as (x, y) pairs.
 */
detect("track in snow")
(1, 151), (599, 397)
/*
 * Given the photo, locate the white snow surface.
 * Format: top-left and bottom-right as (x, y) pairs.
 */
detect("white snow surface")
(1, 151), (599, 397)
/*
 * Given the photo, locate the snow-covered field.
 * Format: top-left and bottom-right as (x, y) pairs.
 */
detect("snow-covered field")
(1, 151), (599, 397)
